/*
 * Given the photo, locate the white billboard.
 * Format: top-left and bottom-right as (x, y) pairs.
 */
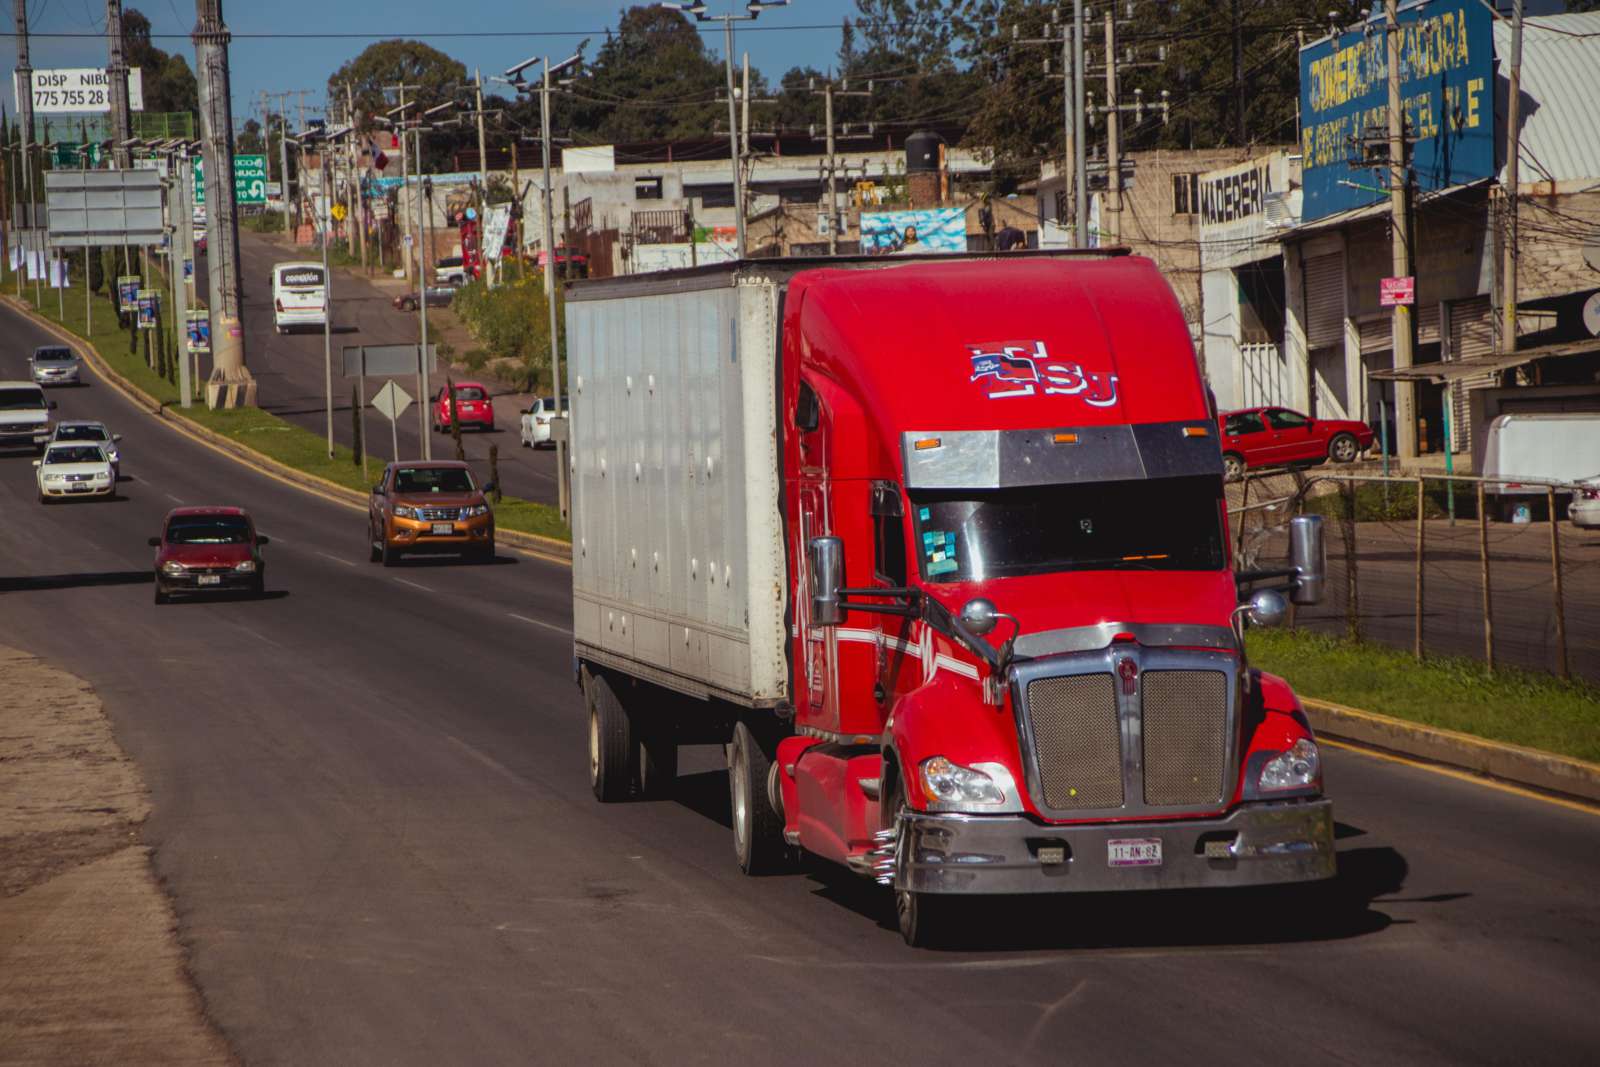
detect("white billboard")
(13, 68), (145, 114)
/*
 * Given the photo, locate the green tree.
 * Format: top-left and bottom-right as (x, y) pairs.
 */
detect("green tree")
(123, 10), (198, 115)
(329, 40), (469, 169)
(554, 7), (726, 144)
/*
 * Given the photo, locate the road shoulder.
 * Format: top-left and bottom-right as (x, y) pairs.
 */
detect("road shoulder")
(0, 644), (234, 1064)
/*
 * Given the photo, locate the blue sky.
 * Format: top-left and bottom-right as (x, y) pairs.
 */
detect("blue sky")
(3, 1), (860, 126)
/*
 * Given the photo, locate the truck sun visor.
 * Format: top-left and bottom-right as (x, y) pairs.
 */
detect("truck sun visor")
(901, 422), (1224, 490)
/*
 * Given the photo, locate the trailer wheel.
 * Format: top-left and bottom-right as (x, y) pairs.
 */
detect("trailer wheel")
(729, 721), (784, 874)
(637, 731), (678, 799)
(889, 773), (955, 948)
(586, 669), (635, 803)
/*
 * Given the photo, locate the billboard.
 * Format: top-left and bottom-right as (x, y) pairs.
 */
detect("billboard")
(44, 169), (166, 248)
(1299, 0), (1494, 221)
(13, 68), (144, 113)
(860, 208), (966, 254)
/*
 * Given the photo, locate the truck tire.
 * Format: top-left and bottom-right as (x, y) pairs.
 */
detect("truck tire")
(586, 669), (635, 803)
(637, 732), (678, 799)
(888, 772), (955, 948)
(1327, 433), (1359, 464)
(729, 721), (784, 875)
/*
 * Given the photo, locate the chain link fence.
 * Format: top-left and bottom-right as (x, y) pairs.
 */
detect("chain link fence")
(1229, 471), (1597, 684)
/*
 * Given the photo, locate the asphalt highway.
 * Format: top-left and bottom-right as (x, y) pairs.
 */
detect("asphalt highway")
(2, 297), (1598, 1064)
(220, 231), (561, 504)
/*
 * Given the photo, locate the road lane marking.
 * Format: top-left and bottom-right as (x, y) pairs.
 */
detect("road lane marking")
(394, 577), (431, 592)
(166, 493), (183, 503)
(442, 734), (525, 787)
(508, 612), (573, 636)
(1321, 737), (1600, 818)
(316, 551), (355, 567)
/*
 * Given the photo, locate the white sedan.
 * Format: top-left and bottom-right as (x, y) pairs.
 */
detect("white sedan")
(35, 442), (115, 502)
(50, 419), (123, 477)
(1571, 476), (1600, 530)
(519, 397), (567, 448)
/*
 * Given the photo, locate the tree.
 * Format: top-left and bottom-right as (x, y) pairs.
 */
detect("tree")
(329, 40), (469, 169)
(554, 7), (726, 144)
(237, 118), (264, 154)
(123, 10), (197, 116)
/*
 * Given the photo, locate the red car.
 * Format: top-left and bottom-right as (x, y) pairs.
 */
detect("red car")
(1218, 406), (1374, 480)
(432, 381), (495, 433)
(149, 506), (270, 604)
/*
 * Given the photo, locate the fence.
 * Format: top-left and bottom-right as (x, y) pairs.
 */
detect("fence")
(1230, 470), (1596, 683)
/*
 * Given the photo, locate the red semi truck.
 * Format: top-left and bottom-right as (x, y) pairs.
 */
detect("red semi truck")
(566, 252), (1334, 946)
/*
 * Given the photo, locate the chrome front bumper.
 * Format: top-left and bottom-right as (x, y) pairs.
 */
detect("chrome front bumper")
(897, 799), (1334, 895)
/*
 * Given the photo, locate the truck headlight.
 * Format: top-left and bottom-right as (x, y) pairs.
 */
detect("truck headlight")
(920, 756), (1006, 806)
(393, 504), (418, 519)
(233, 560), (257, 574)
(462, 504), (488, 517)
(161, 561), (187, 575)
(1259, 738), (1321, 792)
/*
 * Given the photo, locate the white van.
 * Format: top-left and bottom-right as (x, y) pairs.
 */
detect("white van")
(271, 262), (328, 333)
(1481, 412), (1600, 518)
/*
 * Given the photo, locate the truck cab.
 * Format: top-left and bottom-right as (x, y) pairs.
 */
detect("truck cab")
(566, 253), (1333, 947)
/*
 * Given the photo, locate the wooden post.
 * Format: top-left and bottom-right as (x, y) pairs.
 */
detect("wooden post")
(1548, 486), (1569, 679)
(1343, 479), (1360, 641)
(1235, 475), (1251, 569)
(1414, 477), (1425, 659)
(1478, 481), (1494, 672)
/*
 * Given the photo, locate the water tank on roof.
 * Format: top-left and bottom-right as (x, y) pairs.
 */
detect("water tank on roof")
(906, 131), (945, 173)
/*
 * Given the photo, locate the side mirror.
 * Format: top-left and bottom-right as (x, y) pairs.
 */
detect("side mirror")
(372, 483), (384, 495)
(147, 536), (161, 547)
(481, 481), (496, 495)
(960, 598), (1000, 636)
(808, 535), (845, 626)
(112, 434), (124, 442)
(32, 459), (42, 468)
(1288, 515), (1326, 606)
(256, 535), (270, 546)
(1245, 589), (1288, 628)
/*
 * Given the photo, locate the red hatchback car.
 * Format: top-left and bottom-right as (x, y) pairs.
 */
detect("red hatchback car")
(149, 507), (270, 603)
(1218, 406), (1374, 480)
(432, 381), (495, 433)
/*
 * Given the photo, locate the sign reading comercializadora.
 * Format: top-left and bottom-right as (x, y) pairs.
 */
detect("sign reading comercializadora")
(1298, 0), (1494, 221)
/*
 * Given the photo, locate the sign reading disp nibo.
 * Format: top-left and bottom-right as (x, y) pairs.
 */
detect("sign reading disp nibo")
(1298, 1), (1495, 221)
(12, 68), (144, 114)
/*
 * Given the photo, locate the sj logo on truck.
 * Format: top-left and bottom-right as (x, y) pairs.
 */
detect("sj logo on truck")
(968, 340), (1118, 406)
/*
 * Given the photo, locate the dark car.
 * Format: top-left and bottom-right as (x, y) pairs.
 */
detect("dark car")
(1218, 406), (1375, 480)
(393, 285), (458, 312)
(149, 507), (269, 603)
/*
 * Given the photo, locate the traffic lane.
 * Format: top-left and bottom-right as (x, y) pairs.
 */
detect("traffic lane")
(229, 233), (560, 505)
(5, 299), (1600, 1061)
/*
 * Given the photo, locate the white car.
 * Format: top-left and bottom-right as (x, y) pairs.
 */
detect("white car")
(519, 396), (567, 448)
(34, 442), (115, 502)
(51, 420), (123, 477)
(30, 345), (82, 386)
(1571, 476), (1600, 530)
(0, 381), (53, 453)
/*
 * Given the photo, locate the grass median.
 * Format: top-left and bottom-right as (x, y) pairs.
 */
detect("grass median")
(5, 266), (570, 544)
(1247, 628), (1600, 763)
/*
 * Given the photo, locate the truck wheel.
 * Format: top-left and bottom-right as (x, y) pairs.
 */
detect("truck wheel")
(381, 539), (399, 567)
(1222, 452), (1245, 482)
(1328, 433), (1359, 464)
(638, 732), (678, 799)
(586, 669), (635, 803)
(729, 721), (784, 875)
(888, 773), (954, 948)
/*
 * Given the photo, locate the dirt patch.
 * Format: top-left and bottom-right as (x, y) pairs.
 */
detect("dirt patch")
(0, 644), (233, 1065)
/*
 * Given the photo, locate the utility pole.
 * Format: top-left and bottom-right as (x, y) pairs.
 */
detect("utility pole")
(1073, 0), (1087, 245)
(385, 83), (419, 281)
(14, 1), (35, 232)
(106, 2), (133, 167)
(194, 0), (254, 407)
(473, 69), (493, 287)
(277, 100), (292, 237)
(1231, 0), (1245, 146)
(808, 75), (871, 255)
(1014, 12), (1078, 244)
(1385, 0), (1416, 457)
(1501, 0), (1524, 358)
(347, 82), (363, 270)
(1104, 8), (1121, 245)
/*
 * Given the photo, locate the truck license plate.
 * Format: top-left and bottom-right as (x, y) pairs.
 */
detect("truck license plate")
(197, 574), (221, 586)
(431, 522), (454, 535)
(1107, 838), (1163, 868)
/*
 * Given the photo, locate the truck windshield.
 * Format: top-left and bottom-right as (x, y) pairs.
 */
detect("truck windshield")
(910, 475), (1226, 582)
(0, 388), (45, 410)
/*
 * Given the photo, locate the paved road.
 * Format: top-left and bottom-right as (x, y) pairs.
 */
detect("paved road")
(3, 300), (1598, 1064)
(219, 231), (561, 505)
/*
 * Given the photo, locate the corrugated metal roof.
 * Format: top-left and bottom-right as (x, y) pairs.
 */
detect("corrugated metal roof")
(1496, 14), (1600, 185)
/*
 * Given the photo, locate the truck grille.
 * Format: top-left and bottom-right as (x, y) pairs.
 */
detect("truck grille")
(1140, 670), (1228, 807)
(1024, 674), (1123, 809)
(416, 506), (463, 521)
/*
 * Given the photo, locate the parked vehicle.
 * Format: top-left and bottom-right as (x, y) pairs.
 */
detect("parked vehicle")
(1480, 412), (1600, 520)
(529, 246), (589, 278)
(368, 461), (496, 565)
(150, 507), (269, 603)
(431, 382), (494, 433)
(393, 286), (457, 312)
(50, 420), (122, 477)
(34, 442), (114, 502)
(30, 345), (82, 387)
(434, 257), (468, 286)
(565, 254), (1334, 947)
(271, 262), (328, 333)
(1218, 406), (1373, 480)
(1570, 476), (1600, 530)
(0, 381), (54, 453)
(518, 396), (566, 448)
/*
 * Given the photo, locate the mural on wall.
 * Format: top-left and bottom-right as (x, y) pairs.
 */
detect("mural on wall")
(860, 208), (966, 254)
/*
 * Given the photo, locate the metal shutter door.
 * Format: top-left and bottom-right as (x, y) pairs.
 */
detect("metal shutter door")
(1303, 252), (1345, 349)
(1446, 297), (1495, 452)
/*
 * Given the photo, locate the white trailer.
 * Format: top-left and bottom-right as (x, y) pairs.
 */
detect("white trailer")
(1480, 412), (1600, 516)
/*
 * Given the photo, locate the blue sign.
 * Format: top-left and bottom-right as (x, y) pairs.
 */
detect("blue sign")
(1299, 0), (1494, 221)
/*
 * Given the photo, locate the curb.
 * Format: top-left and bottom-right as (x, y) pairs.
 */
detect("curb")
(1302, 696), (1600, 806)
(3, 294), (572, 565)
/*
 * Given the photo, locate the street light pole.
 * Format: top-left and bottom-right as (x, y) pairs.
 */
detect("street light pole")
(321, 146), (334, 457)
(540, 60), (560, 414)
